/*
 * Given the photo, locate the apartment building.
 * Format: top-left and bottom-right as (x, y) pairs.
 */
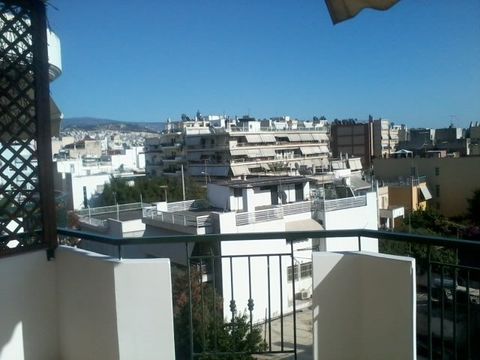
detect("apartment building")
(145, 116), (330, 178)
(77, 175), (379, 322)
(400, 126), (470, 156)
(330, 118), (401, 168)
(372, 119), (401, 159)
(374, 157), (480, 217)
(330, 120), (374, 168)
(468, 122), (480, 155)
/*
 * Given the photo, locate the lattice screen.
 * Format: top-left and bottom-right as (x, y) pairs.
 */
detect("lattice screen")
(0, 1), (54, 255)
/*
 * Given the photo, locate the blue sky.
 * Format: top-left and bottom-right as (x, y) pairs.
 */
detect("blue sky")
(48, 0), (480, 128)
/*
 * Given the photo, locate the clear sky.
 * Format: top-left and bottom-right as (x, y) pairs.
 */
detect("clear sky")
(48, 0), (480, 128)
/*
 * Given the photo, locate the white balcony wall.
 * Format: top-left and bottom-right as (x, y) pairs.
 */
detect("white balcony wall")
(317, 192), (379, 252)
(312, 252), (416, 360)
(0, 251), (58, 360)
(0, 248), (175, 360)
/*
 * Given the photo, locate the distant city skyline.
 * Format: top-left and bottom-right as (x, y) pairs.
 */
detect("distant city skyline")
(49, 0), (480, 129)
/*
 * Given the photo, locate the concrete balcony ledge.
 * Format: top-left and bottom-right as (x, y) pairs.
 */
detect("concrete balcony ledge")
(0, 242), (417, 360)
(0, 247), (175, 360)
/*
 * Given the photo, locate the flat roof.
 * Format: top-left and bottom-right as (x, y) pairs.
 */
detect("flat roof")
(213, 176), (308, 189)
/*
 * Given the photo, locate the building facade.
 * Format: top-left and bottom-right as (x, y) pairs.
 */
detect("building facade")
(145, 117), (330, 178)
(374, 157), (480, 217)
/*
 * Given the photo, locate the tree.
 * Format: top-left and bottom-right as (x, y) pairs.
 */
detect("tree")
(172, 266), (266, 359)
(467, 189), (480, 226)
(95, 176), (206, 206)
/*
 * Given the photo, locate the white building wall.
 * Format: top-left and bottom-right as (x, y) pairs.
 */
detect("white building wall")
(0, 247), (176, 360)
(71, 173), (111, 209)
(320, 192), (379, 252)
(0, 251), (58, 360)
(312, 252), (416, 360)
(56, 247), (175, 360)
(253, 188), (271, 207)
(218, 212), (314, 323)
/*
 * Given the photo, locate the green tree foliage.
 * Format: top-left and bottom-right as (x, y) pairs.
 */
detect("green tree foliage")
(95, 176), (206, 206)
(467, 189), (480, 226)
(379, 209), (459, 273)
(172, 266), (266, 359)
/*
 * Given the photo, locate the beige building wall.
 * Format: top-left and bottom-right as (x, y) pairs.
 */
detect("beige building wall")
(388, 185), (426, 213)
(374, 157), (480, 217)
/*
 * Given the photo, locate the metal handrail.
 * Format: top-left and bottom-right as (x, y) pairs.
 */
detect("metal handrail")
(56, 227), (480, 249)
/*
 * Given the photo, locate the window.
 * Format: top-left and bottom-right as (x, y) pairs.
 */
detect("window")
(233, 188), (242, 197)
(288, 262), (313, 281)
(300, 262), (312, 279)
(436, 185), (440, 197)
(287, 264), (299, 282)
(435, 167), (440, 176)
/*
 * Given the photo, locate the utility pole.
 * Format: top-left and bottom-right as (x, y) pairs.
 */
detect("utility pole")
(181, 164), (186, 201)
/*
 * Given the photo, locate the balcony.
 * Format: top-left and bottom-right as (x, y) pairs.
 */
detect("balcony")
(313, 195), (367, 212)
(1, 229), (478, 359)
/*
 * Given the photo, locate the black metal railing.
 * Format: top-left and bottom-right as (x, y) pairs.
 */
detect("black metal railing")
(56, 228), (480, 360)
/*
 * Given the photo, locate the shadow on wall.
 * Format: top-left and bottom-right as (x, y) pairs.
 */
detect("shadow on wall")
(0, 251), (58, 360)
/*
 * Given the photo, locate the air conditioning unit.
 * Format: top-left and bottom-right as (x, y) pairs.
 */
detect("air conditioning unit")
(296, 290), (311, 300)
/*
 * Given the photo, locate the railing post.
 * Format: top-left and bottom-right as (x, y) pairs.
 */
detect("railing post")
(186, 242), (194, 360)
(290, 240), (298, 359)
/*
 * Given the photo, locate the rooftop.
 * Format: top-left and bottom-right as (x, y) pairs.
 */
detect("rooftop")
(214, 175), (308, 189)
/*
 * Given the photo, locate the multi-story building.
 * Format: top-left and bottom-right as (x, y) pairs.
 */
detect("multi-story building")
(330, 120), (374, 168)
(330, 118), (404, 168)
(467, 122), (480, 155)
(374, 156), (480, 217)
(145, 116), (330, 179)
(77, 175), (379, 322)
(372, 119), (401, 159)
(399, 126), (469, 156)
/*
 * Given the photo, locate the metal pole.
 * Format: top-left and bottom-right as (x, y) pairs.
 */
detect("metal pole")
(31, 0), (57, 251)
(181, 164), (186, 201)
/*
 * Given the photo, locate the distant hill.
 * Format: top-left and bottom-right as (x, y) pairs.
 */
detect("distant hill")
(61, 117), (165, 133)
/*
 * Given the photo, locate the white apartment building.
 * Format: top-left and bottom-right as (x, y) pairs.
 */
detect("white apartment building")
(373, 119), (401, 158)
(78, 175), (379, 323)
(145, 116), (330, 178)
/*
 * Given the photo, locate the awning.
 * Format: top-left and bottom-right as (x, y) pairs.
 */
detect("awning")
(260, 148), (276, 157)
(300, 133), (315, 142)
(230, 149), (248, 156)
(318, 145), (330, 154)
(300, 146), (322, 155)
(348, 158), (363, 170)
(245, 134), (262, 143)
(287, 134), (301, 142)
(313, 133), (329, 142)
(260, 134), (276, 143)
(246, 149), (262, 158)
(285, 219), (324, 232)
(331, 160), (345, 170)
(418, 184), (432, 201)
(350, 174), (371, 191)
(231, 165), (250, 176)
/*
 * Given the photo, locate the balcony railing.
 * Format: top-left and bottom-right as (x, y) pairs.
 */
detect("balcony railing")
(236, 201), (312, 226)
(142, 207), (212, 228)
(55, 228), (480, 360)
(313, 195), (367, 212)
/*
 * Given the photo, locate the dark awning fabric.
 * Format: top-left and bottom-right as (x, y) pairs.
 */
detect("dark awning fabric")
(325, 0), (399, 24)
